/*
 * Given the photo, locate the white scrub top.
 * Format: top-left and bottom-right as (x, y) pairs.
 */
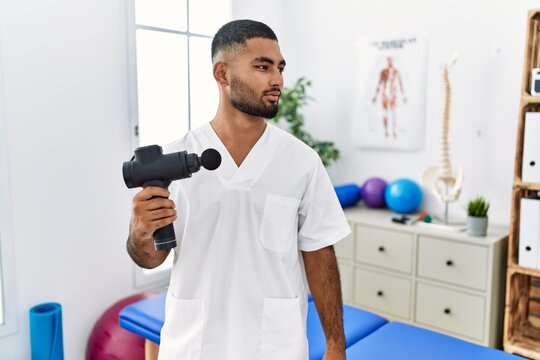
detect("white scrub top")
(159, 122), (351, 360)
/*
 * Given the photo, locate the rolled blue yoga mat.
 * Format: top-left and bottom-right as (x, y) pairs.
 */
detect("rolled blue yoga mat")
(334, 184), (362, 208)
(29, 302), (64, 360)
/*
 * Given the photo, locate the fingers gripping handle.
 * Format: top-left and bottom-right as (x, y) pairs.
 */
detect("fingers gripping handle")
(143, 180), (176, 250)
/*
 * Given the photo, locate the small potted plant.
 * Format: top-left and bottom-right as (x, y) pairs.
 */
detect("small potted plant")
(466, 196), (490, 236)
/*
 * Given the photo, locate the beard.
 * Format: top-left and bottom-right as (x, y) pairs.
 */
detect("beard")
(229, 77), (279, 119)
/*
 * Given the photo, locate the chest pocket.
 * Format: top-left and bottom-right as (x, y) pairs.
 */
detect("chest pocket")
(259, 194), (300, 252)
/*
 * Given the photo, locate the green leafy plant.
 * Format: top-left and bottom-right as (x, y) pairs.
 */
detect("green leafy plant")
(269, 77), (340, 167)
(467, 196), (490, 217)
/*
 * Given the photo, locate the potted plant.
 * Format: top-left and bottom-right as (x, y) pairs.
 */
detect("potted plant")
(466, 196), (490, 236)
(269, 77), (340, 167)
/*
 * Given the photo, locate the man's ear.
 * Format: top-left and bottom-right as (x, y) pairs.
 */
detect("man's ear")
(213, 62), (228, 86)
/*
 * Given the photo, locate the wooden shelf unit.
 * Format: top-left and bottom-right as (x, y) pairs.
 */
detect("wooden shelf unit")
(503, 9), (540, 359)
(514, 181), (540, 191)
(522, 95), (540, 105)
(509, 264), (540, 278)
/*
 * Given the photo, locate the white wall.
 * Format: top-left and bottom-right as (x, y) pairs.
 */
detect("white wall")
(0, 0), (142, 358)
(236, 0), (539, 224)
(231, 0), (284, 40)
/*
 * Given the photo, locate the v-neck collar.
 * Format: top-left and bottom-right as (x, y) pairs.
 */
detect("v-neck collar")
(202, 122), (275, 187)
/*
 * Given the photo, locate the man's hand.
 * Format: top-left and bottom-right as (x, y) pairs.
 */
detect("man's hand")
(130, 186), (177, 242)
(127, 186), (176, 269)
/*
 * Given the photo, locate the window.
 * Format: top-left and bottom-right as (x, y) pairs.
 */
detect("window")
(0, 50), (17, 337)
(126, 0), (230, 287)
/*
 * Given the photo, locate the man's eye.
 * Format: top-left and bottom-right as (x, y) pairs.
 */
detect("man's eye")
(279, 68), (285, 74)
(255, 65), (268, 71)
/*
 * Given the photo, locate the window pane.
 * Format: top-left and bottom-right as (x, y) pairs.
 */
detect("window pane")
(189, 0), (230, 36)
(189, 37), (218, 130)
(136, 29), (189, 147)
(135, 0), (187, 32)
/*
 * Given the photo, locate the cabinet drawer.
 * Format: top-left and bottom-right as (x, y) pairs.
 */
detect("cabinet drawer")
(415, 282), (485, 341)
(417, 236), (488, 291)
(335, 223), (354, 260)
(354, 268), (411, 319)
(355, 225), (413, 273)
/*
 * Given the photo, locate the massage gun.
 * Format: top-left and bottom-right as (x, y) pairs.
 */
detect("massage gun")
(123, 145), (221, 250)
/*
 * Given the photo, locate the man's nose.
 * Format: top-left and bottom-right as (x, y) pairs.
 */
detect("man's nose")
(270, 69), (283, 89)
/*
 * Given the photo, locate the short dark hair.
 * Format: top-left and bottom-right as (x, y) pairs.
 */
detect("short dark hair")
(211, 19), (278, 62)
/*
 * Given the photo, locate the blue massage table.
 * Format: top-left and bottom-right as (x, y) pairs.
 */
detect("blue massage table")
(119, 292), (387, 360)
(120, 292), (522, 359)
(345, 322), (525, 360)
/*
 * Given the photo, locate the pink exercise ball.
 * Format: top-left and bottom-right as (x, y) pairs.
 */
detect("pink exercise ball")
(86, 293), (153, 360)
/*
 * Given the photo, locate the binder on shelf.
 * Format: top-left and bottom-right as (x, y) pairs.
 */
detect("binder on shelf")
(519, 197), (540, 268)
(522, 112), (540, 183)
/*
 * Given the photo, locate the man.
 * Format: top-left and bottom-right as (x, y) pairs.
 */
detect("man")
(127, 19), (351, 360)
(372, 56), (407, 138)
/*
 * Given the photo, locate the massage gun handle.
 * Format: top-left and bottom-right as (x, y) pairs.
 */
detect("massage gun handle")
(154, 225), (177, 251)
(143, 180), (177, 251)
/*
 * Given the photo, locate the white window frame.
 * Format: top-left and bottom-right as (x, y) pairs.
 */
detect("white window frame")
(0, 40), (18, 337)
(125, 0), (229, 288)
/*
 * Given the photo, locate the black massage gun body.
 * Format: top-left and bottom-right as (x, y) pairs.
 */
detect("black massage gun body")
(123, 145), (221, 251)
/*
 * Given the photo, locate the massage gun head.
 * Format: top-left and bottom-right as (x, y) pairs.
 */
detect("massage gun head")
(201, 149), (221, 170)
(185, 149), (221, 176)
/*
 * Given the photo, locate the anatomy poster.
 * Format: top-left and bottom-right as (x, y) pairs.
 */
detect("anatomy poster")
(352, 35), (427, 150)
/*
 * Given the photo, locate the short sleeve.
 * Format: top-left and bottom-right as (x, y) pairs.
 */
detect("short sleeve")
(297, 158), (351, 252)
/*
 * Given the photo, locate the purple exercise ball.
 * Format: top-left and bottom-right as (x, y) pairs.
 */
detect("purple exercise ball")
(362, 177), (388, 208)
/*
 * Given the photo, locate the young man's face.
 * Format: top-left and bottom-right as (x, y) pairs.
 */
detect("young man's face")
(227, 38), (286, 119)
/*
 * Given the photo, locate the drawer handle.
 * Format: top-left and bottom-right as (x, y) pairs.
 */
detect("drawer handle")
(444, 308), (452, 315)
(377, 290), (384, 297)
(378, 246), (386, 252)
(446, 260), (454, 266)
(526, 246), (532, 251)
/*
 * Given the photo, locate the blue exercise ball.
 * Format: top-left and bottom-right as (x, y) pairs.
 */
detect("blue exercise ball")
(384, 178), (423, 214)
(334, 184), (362, 208)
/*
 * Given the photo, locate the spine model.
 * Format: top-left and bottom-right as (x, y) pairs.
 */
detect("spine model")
(421, 53), (463, 205)
(439, 63), (454, 185)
